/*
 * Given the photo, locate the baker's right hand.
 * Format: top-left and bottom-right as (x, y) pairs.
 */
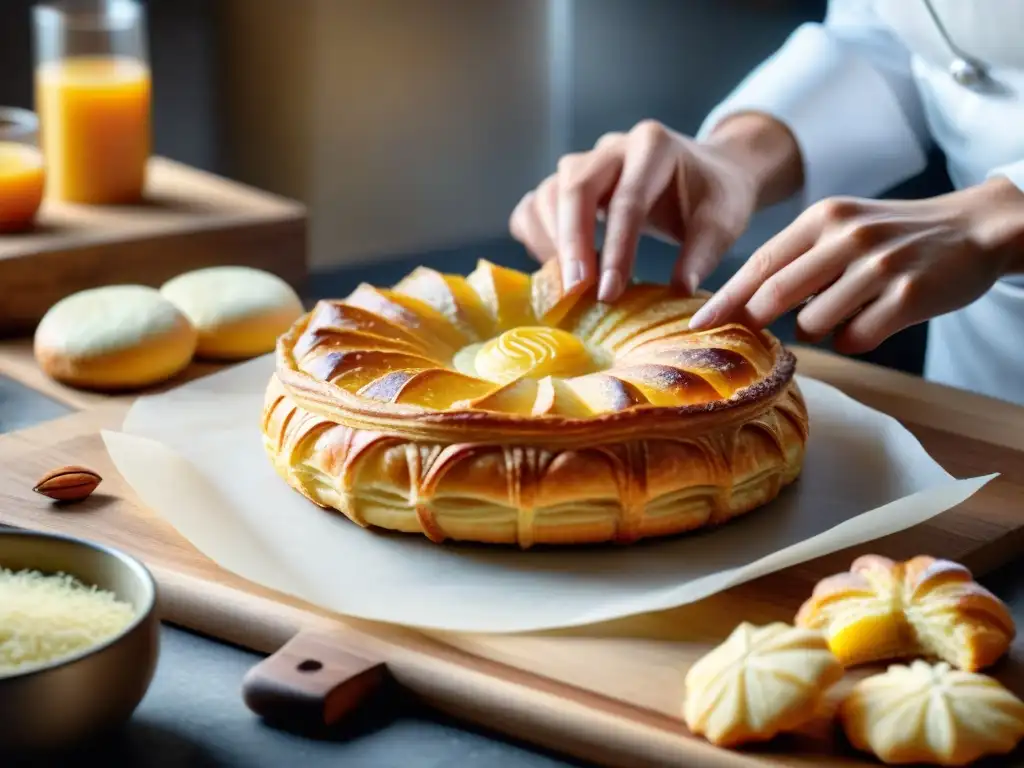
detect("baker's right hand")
(509, 118), (763, 303)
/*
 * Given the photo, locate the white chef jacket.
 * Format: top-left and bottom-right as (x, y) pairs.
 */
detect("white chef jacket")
(696, 0), (1024, 407)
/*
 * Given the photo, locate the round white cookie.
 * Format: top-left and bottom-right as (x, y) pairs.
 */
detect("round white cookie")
(160, 266), (303, 360)
(34, 285), (198, 391)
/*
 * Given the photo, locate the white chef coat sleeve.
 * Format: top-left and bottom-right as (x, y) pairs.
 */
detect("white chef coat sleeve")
(696, 0), (932, 206)
(989, 159), (1024, 195)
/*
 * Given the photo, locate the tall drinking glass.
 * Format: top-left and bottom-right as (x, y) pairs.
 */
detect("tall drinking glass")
(0, 107), (45, 232)
(33, 0), (152, 204)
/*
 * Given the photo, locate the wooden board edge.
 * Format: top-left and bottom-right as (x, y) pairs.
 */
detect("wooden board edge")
(0, 344), (229, 413)
(0, 211), (308, 261)
(148, 566), (777, 768)
(0, 157), (308, 264)
(148, 156), (309, 217)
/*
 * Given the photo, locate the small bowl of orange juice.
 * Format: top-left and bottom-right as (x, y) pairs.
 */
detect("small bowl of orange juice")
(0, 107), (45, 234)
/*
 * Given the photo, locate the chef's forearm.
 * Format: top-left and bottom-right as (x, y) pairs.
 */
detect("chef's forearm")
(702, 112), (805, 210)
(991, 177), (1024, 275)
(962, 174), (1024, 275)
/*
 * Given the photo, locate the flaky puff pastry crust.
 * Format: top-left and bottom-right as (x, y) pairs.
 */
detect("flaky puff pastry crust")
(262, 258), (808, 547)
(796, 555), (1016, 672)
(839, 660), (1024, 766)
(683, 622), (844, 747)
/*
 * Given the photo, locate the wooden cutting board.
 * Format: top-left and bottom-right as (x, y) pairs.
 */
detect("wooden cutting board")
(3, 345), (1024, 767)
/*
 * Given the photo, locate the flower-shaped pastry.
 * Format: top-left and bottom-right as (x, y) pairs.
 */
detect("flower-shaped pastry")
(840, 660), (1024, 766)
(795, 555), (1015, 671)
(683, 621), (843, 747)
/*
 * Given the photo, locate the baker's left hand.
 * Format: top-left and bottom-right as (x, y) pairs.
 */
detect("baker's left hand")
(688, 176), (1024, 354)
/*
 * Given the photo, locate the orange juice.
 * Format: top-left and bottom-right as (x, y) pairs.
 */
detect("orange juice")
(35, 55), (151, 204)
(0, 142), (45, 232)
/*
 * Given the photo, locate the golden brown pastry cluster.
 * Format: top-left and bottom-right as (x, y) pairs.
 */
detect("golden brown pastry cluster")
(682, 555), (1024, 765)
(265, 258), (808, 547)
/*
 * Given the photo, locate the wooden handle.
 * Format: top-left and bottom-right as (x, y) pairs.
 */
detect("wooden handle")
(241, 629), (389, 729)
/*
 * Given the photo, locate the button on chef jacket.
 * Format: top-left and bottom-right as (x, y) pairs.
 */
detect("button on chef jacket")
(697, 0), (1024, 407)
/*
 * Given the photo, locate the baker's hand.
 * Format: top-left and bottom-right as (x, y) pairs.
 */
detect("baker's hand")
(509, 119), (763, 303)
(689, 177), (1024, 354)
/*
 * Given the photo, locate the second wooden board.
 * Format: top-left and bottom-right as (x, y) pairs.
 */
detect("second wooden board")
(0, 157), (308, 335)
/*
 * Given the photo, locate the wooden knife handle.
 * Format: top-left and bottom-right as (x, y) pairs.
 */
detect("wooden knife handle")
(242, 629), (389, 728)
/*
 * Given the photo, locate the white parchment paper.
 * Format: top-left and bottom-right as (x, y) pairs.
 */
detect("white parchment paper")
(101, 355), (995, 633)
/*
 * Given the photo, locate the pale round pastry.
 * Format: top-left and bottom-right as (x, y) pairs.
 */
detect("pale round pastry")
(160, 266), (304, 360)
(34, 285), (198, 391)
(840, 660), (1024, 766)
(683, 622), (844, 747)
(262, 258), (809, 548)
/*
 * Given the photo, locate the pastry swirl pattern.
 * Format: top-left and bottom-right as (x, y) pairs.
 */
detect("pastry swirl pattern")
(263, 259), (809, 547)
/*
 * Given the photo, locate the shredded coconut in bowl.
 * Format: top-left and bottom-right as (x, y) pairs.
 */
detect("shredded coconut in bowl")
(0, 567), (136, 677)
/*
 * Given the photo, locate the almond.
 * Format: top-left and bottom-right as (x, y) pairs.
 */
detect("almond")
(33, 466), (102, 503)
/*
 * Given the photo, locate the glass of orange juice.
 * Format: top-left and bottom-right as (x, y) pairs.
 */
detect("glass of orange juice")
(0, 107), (46, 233)
(33, 0), (151, 205)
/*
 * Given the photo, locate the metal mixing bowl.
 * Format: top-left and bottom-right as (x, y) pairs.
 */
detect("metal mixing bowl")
(0, 530), (160, 754)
